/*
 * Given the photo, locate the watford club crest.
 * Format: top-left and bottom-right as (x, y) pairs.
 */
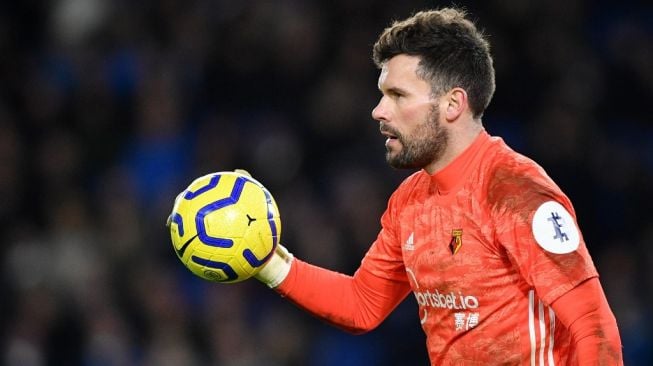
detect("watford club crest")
(449, 229), (463, 255)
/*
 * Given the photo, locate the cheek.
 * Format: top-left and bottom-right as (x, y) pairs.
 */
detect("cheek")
(397, 104), (429, 129)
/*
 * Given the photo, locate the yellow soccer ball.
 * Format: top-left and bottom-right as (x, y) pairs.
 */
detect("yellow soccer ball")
(167, 171), (281, 283)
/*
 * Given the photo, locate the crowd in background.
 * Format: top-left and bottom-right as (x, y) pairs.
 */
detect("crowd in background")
(1, 0), (652, 365)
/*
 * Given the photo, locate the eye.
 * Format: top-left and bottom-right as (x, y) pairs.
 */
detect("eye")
(389, 90), (403, 99)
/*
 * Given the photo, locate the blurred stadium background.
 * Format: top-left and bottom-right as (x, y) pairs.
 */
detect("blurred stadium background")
(1, 0), (652, 365)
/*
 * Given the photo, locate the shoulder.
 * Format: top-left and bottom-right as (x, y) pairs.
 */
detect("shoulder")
(398, 170), (428, 189)
(395, 170), (429, 196)
(386, 170), (429, 208)
(482, 138), (572, 218)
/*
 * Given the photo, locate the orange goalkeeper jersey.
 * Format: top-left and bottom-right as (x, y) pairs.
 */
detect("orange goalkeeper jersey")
(278, 131), (600, 365)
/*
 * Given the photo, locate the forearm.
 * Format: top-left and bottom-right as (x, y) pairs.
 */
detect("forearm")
(551, 277), (623, 365)
(276, 258), (411, 334)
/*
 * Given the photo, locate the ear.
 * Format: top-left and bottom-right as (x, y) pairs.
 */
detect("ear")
(444, 88), (468, 122)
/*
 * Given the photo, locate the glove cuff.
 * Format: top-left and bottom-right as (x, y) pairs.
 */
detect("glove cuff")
(256, 244), (293, 288)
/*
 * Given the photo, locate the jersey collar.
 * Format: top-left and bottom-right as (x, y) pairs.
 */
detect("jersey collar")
(428, 130), (490, 195)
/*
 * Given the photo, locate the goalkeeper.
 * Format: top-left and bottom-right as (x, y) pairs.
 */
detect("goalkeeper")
(256, 7), (623, 365)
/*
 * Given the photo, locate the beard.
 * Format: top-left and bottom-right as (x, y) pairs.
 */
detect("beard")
(383, 105), (449, 170)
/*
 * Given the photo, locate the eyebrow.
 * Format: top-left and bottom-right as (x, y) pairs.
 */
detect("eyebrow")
(382, 86), (408, 96)
(379, 85), (407, 94)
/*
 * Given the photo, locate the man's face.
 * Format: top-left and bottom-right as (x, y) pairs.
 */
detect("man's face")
(372, 54), (448, 170)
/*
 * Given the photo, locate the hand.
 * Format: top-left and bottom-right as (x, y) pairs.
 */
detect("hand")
(233, 169), (294, 288)
(255, 243), (294, 288)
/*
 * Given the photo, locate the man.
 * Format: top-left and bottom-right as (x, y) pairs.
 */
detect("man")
(255, 7), (623, 365)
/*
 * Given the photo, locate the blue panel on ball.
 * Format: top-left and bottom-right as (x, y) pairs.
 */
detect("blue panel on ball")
(196, 176), (247, 248)
(170, 212), (184, 236)
(263, 188), (279, 248)
(242, 248), (274, 268)
(183, 174), (221, 200)
(191, 256), (238, 281)
(241, 185), (279, 267)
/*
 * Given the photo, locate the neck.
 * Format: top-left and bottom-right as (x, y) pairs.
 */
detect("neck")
(424, 122), (484, 175)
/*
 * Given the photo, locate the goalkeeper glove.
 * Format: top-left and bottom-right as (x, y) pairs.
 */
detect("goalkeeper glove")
(256, 243), (293, 288)
(233, 169), (294, 288)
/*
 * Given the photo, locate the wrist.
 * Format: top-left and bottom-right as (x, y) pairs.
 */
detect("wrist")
(255, 244), (293, 288)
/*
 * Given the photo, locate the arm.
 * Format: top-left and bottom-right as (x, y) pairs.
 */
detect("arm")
(274, 257), (412, 334)
(488, 167), (622, 363)
(257, 176), (415, 334)
(550, 277), (623, 365)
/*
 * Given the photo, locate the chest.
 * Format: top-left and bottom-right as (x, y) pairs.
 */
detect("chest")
(398, 190), (509, 290)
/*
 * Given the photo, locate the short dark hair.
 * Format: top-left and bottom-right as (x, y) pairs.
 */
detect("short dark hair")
(373, 8), (495, 119)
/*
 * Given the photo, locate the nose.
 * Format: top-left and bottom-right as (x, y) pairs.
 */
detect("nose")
(371, 96), (389, 122)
